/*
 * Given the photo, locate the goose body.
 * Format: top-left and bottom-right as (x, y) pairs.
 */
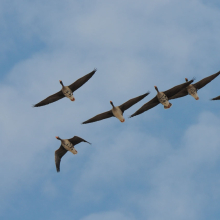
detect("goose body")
(60, 81), (75, 101)
(55, 136), (91, 172)
(186, 84), (199, 100)
(169, 71), (220, 100)
(33, 69), (96, 107)
(130, 79), (194, 118)
(82, 92), (150, 124)
(60, 138), (77, 154)
(155, 88), (172, 109)
(111, 103), (125, 122)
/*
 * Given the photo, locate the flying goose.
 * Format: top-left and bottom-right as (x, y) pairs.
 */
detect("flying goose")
(82, 92), (150, 124)
(211, 95), (220, 100)
(169, 71), (220, 100)
(34, 69), (97, 107)
(130, 79), (194, 118)
(55, 136), (91, 172)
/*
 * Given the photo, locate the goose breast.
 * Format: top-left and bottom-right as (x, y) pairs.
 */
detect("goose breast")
(62, 86), (75, 101)
(112, 106), (125, 122)
(157, 92), (170, 106)
(61, 139), (77, 154)
(187, 85), (199, 100)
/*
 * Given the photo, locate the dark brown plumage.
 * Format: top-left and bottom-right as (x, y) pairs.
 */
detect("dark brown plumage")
(34, 69), (97, 107)
(211, 95), (220, 100)
(55, 146), (67, 172)
(169, 71), (220, 100)
(82, 92), (150, 124)
(55, 136), (91, 172)
(130, 79), (194, 118)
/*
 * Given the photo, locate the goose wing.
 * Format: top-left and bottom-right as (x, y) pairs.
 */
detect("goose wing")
(165, 79), (194, 99)
(68, 136), (91, 145)
(119, 92), (150, 113)
(82, 110), (113, 124)
(193, 71), (220, 90)
(130, 96), (159, 118)
(34, 90), (64, 107)
(55, 145), (68, 172)
(211, 95), (220, 100)
(68, 69), (97, 92)
(168, 88), (188, 100)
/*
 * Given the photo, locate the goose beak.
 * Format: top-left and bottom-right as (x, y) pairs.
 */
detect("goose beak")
(71, 98), (75, 101)
(55, 136), (59, 139)
(59, 80), (62, 82)
(121, 119), (125, 122)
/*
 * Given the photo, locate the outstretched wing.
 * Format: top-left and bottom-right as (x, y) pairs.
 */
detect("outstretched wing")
(193, 70), (220, 90)
(211, 95), (220, 100)
(34, 90), (64, 107)
(68, 69), (97, 92)
(164, 79), (194, 99)
(82, 110), (113, 124)
(130, 96), (159, 118)
(119, 92), (150, 113)
(55, 145), (68, 172)
(168, 88), (188, 100)
(68, 136), (91, 145)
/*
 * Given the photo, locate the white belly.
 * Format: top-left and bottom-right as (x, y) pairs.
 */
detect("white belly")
(157, 93), (171, 108)
(112, 107), (125, 122)
(187, 87), (199, 100)
(162, 100), (170, 107)
(62, 140), (78, 154)
(62, 87), (75, 101)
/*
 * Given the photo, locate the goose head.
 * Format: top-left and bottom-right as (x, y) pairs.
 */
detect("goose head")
(154, 86), (159, 93)
(59, 80), (64, 87)
(185, 78), (188, 82)
(110, 101), (115, 107)
(56, 136), (62, 140)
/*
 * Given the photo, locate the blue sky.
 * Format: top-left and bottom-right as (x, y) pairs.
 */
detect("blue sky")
(1, 0), (220, 219)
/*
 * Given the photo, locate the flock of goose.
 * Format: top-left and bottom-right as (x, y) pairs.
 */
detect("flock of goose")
(34, 69), (220, 172)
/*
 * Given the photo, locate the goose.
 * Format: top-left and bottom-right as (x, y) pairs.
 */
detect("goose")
(130, 79), (194, 118)
(82, 92), (150, 124)
(33, 69), (97, 107)
(169, 70), (220, 100)
(211, 95), (220, 100)
(55, 136), (91, 172)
